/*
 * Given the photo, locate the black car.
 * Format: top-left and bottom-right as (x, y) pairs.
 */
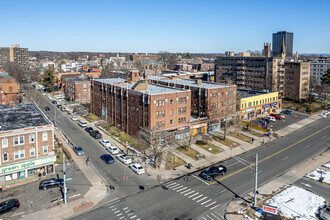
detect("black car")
(0, 199), (20, 214)
(199, 166), (227, 180)
(90, 130), (102, 139)
(45, 106), (50, 111)
(52, 100), (57, 104)
(39, 178), (64, 190)
(85, 127), (93, 133)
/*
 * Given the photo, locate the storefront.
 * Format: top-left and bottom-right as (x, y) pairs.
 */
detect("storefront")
(0, 155), (56, 184)
(190, 123), (208, 136)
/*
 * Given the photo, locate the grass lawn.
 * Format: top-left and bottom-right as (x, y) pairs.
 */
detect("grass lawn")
(119, 133), (148, 152)
(242, 129), (264, 137)
(177, 146), (201, 160)
(83, 113), (99, 122)
(165, 152), (186, 170)
(212, 136), (241, 148)
(228, 132), (252, 142)
(196, 142), (222, 154)
(283, 100), (324, 113)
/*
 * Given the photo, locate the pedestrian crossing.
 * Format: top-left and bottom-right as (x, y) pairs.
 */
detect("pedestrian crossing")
(164, 181), (220, 210)
(198, 210), (224, 220)
(106, 198), (141, 220)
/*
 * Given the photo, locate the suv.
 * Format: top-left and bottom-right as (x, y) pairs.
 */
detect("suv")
(39, 178), (64, 190)
(90, 130), (102, 139)
(199, 166), (227, 180)
(78, 121), (87, 127)
(85, 127), (93, 133)
(0, 199), (20, 214)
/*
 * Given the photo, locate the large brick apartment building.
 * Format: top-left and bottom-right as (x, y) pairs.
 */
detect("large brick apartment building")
(92, 76), (236, 144)
(0, 102), (55, 189)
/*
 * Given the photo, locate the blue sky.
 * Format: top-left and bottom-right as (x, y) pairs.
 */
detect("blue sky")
(1, 0), (329, 53)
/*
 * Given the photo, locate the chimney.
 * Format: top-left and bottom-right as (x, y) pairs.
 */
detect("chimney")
(195, 79), (202, 85)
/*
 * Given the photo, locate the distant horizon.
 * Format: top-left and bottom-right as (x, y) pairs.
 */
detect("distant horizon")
(2, 0), (329, 53)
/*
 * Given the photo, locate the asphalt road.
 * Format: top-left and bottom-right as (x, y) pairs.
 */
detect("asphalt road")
(294, 177), (330, 202)
(70, 113), (330, 220)
(29, 87), (159, 201)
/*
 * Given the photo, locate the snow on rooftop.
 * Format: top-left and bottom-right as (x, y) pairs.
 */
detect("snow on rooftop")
(305, 168), (330, 184)
(117, 82), (187, 95)
(267, 185), (325, 220)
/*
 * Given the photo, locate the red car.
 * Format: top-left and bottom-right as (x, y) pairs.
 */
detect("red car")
(269, 113), (282, 120)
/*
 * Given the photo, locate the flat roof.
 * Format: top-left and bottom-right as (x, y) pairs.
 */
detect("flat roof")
(238, 89), (277, 98)
(94, 78), (127, 84)
(117, 82), (187, 95)
(148, 75), (230, 89)
(0, 102), (51, 131)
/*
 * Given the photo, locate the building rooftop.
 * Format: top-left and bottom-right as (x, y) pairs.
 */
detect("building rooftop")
(82, 61), (97, 66)
(0, 102), (52, 131)
(238, 89), (277, 98)
(140, 60), (164, 65)
(94, 78), (127, 84)
(117, 82), (187, 95)
(148, 75), (231, 89)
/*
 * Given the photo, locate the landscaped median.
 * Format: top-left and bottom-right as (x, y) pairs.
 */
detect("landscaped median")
(177, 145), (203, 160)
(228, 132), (252, 143)
(195, 140), (222, 154)
(165, 152), (186, 170)
(83, 113), (99, 123)
(212, 136), (241, 148)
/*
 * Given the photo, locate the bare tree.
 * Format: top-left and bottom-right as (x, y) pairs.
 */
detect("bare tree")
(158, 51), (177, 70)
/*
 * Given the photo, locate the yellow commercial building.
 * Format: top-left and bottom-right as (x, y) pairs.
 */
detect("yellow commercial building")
(239, 90), (282, 120)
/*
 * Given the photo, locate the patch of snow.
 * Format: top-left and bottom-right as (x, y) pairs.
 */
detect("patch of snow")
(323, 161), (330, 169)
(267, 186), (325, 220)
(305, 168), (330, 184)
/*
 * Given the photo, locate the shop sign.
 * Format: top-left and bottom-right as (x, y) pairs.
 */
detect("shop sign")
(263, 204), (278, 215)
(263, 104), (270, 108)
(178, 126), (188, 131)
(241, 110), (246, 114)
(190, 123), (207, 129)
(1, 156), (56, 175)
(256, 106), (262, 110)
(270, 102), (277, 106)
(264, 107), (269, 110)
(246, 108), (255, 112)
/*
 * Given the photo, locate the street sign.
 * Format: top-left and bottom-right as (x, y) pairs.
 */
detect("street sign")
(65, 178), (72, 181)
(263, 204), (278, 215)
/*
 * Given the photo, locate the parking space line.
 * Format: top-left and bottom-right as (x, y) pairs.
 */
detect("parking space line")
(114, 210), (120, 214)
(130, 215), (137, 219)
(123, 207), (129, 210)
(180, 189), (192, 194)
(192, 194), (203, 200)
(119, 217), (125, 219)
(205, 201), (217, 207)
(128, 213), (134, 216)
(188, 192), (199, 198)
(117, 213), (123, 216)
(184, 190), (195, 196)
(210, 204), (221, 210)
(176, 187), (187, 192)
(112, 208), (117, 211)
(192, 174), (210, 185)
(197, 197), (208, 203)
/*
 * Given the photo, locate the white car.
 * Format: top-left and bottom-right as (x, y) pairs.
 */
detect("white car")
(129, 163), (145, 175)
(78, 121), (87, 127)
(106, 145), (119, 155)
(116, 154), (132, 164)
(266, 116), (276, 122)
(99, 139), (111, 147)
(71, 116), (78, 121)
(48, 96), (53, 100)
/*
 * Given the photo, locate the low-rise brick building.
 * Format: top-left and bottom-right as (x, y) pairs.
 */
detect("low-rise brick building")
(0, 102), (55, 189)
(65, 76), (91, 103)
(141, 60), (164, 75)
(0, 77), (21, 105)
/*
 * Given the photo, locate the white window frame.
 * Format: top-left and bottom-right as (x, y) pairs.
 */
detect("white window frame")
(20, 150), (25, 159)
(2, 138), (8, 148)
(14, 151), (19, 160)
(13, 137), (19, 146)
(30, 134), (35, 143)
(43, 146), (48, 154)
(42, 132), (48, 142)
(30, 148), (35, 157)
(19, 136), (24, 144)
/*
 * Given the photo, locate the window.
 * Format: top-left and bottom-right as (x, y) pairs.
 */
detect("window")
(184, 97), (186, 103)
(178, 98), (181, 104)
(156, 112), (158, 117)
(162, 100), (165, 106)
(14, 151), (19, 160)
(2, 138), (8, 148)
(20, 150), (25, 158)
(170, 99), (173, 105)
(162, 121), (165, 127)
(42, 132), (48, 141)
(178, 118), (181, 123)
(30, 148), (35, 157)
(43, 146), (48, 154)
(170, 109), (173, 116)
(178, 108), (181, 114)
(170, 120), (173, 125)
(156, 122), (159, 128)
(162, 111), (165, 116)
(3, 153), (8, 162)
(30, 134), (35, 143)
(156, 101), (158, 106)
(83, 84), (87, 88)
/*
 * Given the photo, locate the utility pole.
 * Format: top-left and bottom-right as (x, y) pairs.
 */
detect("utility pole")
(254, 153), (258, 207)
(63, 153), (67, 205)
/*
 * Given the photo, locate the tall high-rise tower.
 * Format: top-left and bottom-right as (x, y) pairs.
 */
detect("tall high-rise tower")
(272, 31), (293, 57)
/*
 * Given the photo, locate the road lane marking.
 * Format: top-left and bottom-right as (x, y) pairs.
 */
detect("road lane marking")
(119, 217), (125, 219)
(206, 215), (214, 220)
(106, 197), (119, 204)
(201, 199), (212, 205)
(227, 161), (239, 167)
(69, 194), (81, 198)
(301, 182), (312, 187)
(123, 207), (129, 210)
(281, 156), (288, 160)
(205, 201), (217, 207)
(172, 185), (184, 190)
(192, 194), (204, 200)
(210, 213), (221, 220)
(176, 187), (187, 192)
(321, 136), (326, 139)
(184, 190), (195, 196)
(10, 212), (24, 217)
(192, 174), (210, 185)
(117, 213), (123, 216)
(197, 197), (208, 203)
(165, 182), (176, 187)
(189, 192), (199, 198)
(128, 213), (134, 216)
(130, 215), (137, 219)
(210, 204), (222, 210)
(114, 210), (120, 214)
(180, 189), (192, 194)
(304, 145), (310, 149)
(210, 125), (330, 185)
(202, 217), (207, 220)
(168, 183), (180, 189)
(220, 189), (226, 193)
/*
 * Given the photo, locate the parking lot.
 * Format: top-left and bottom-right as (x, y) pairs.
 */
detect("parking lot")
(0, 161), (91, 219)
(251, 111), (310, 132)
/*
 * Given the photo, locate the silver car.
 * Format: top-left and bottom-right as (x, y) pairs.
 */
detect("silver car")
(73, 146), (84, 156)
(320, 205), (330, 220)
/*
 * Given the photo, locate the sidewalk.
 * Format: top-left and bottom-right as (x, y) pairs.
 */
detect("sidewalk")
(23, 128), (107, 220)
(225, 150), (330, 219)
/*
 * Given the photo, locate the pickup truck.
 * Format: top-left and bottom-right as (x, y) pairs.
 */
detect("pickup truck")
(199, 165), (227, 180)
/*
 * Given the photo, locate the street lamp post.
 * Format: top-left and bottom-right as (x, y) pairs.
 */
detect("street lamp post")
(254, 153), (258, 207)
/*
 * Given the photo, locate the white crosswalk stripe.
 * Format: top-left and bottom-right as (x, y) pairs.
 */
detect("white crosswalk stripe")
(210, 213), (221, 220)
(209, 204), (221, 210)
(196, 196), (208, 203)
(165, 182), (176, 187)
(176, 187), (187, 192)
(184, 190), (195, 196)
(192, 194), (203, 200)
(172, 185), (184, 190)
(180, 189), (192, 194)
(205, 201), (217, 207)
(206, 215), (214, 220)
(201, 199), (212, 205)
(168, 183), (180, 188)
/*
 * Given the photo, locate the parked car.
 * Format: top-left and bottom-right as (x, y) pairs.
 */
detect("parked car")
(100, 154), (115, 164)
(116, 154), (132, 164)
(282, 110), (293, 115)
(319, 205), (330, 220)
(52, 100), (57, 104)
(44, 106), (50, 111)
(129, 163), (145, 175)
(39, 178), (64, 190)
(99, 139), (111, 147)
(90, 130), (102, 139)
(199, 166), (227, 180)
(0, 199), (20, 215)
(57, 104), (62, 109)
(85, 127), (93, 133)
(266, 116), (276, 122)
(73, 146), (84, 156)
(60, 107), (66, 112)
(78, 121), (87, 127)
(71, 116), (78, 121)
(106, 145), (119, 154)
(269, 113), (282, 120)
